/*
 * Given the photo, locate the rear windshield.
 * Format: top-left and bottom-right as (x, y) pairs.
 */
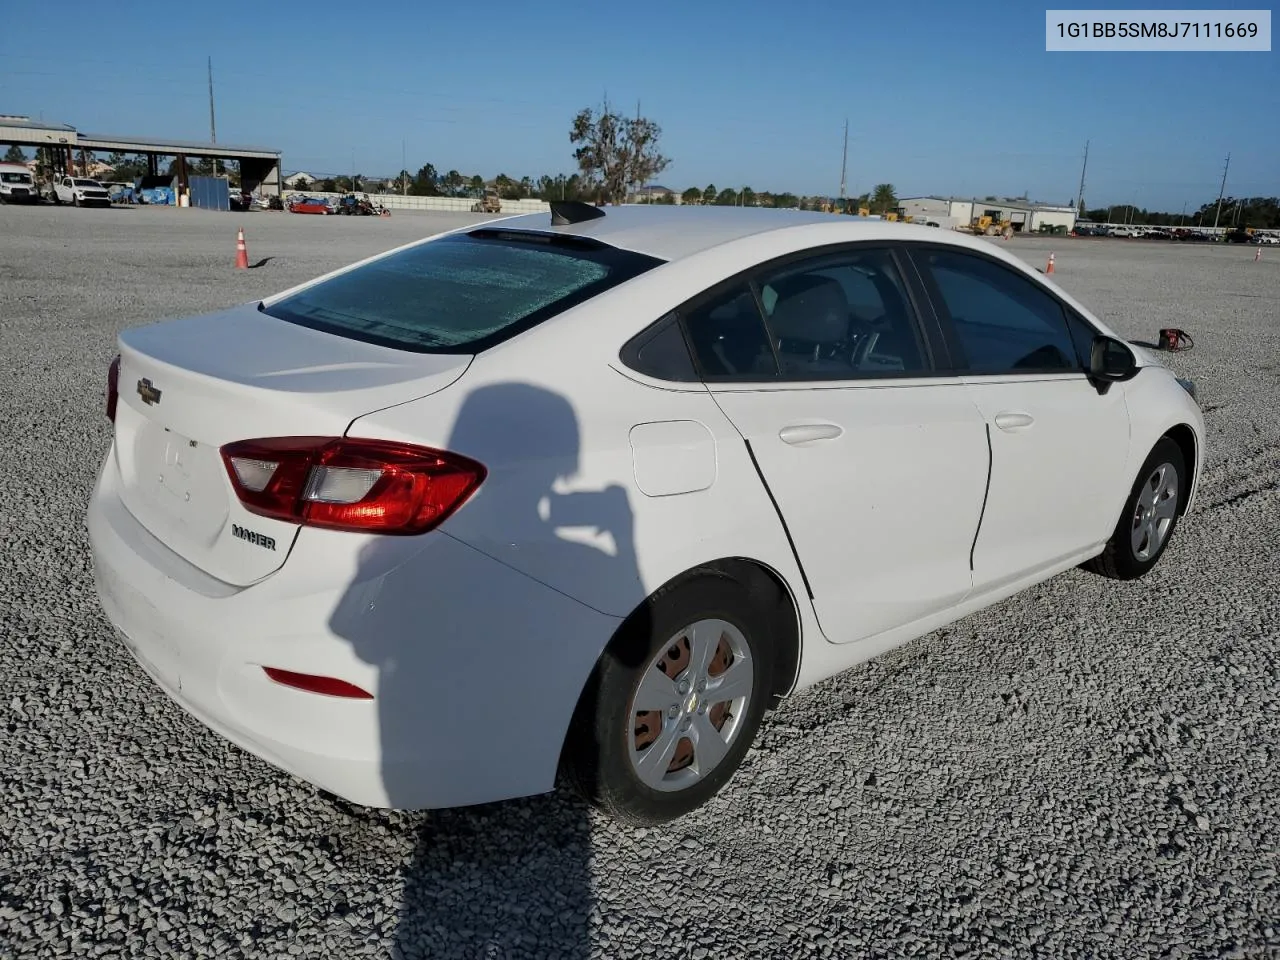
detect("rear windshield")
(260, 231), (664, 353)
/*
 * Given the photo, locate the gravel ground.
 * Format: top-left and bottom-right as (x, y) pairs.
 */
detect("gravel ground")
(2, 205), (1278, 960)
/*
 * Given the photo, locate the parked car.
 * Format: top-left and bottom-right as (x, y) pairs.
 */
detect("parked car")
(88, 204), (1204, 825)
(0, 162), (40, 203)
(1254, 233), (1279, 245)
(287, 195), (334, 215)
(51, 175), (111, 206)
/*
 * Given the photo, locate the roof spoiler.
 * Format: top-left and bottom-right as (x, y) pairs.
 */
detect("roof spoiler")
(550, 200), (606, 226)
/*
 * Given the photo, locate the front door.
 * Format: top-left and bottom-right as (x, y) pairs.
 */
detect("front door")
(910, 245), (1132, 593)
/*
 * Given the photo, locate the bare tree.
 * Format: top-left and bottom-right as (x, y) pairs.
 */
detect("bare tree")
(569, 99), (670, 205)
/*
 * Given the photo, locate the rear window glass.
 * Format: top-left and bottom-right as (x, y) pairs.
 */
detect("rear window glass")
(260, 231), (663, 353)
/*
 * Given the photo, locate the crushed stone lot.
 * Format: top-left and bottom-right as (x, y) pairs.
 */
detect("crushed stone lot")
(2, 204), (1278, 959)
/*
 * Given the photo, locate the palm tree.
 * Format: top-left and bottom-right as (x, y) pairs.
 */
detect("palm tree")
(872, 183), (897, 216)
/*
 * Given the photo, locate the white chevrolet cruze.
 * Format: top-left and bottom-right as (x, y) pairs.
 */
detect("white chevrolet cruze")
(88, 204), (1204, 825)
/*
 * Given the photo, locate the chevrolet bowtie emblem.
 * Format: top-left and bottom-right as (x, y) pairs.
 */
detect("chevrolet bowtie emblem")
(136, 378), (162, 406)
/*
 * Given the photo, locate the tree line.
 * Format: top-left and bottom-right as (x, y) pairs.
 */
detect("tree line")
(11, 126), (1273, 228)
(1082, 197), (1280, 229)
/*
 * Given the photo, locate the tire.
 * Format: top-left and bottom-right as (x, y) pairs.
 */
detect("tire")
(1084, 436), (1187, 580)
(561, 570), (775, 826)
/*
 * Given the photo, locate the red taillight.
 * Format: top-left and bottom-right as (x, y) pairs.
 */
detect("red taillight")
(219, 436), (486, 535)
(106, 354), (120, 422)
(262, 667), (373, 699)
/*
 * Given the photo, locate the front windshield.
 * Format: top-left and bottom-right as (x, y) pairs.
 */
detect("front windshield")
(73, 179), (101, 188)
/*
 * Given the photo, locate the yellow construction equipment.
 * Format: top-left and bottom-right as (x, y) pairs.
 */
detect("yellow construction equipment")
(962, 214), (1014, 237)
(471, 188), (502, 214)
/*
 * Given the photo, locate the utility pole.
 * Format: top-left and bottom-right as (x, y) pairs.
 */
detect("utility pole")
(635, 99), (642, 203)
(401, 140), (406, 195)
(207, 57), (217, 144)
(207, 57), (218, 177)
(1212, 153), (1230, 230)
(838, 118), (848, 209)
(1179, 201), (1186, 227)
(1074, 139), (1089, 214)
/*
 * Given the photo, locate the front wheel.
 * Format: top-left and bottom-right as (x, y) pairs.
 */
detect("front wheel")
(561, 572), (774, 825)
(1085, 437), (1187, 580)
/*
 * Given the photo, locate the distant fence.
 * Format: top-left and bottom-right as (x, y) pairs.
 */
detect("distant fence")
(280, 190), (551, 215)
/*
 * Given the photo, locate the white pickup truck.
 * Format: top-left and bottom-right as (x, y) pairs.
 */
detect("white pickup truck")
(51, 175), (112, 207)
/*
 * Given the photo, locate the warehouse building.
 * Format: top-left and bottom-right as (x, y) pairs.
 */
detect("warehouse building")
(899, 196), (1077, 234)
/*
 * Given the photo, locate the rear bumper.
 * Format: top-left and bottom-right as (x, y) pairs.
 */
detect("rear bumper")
(87, 447), (622, 810)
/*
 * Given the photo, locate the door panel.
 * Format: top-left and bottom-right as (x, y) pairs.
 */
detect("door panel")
(678, 243), (990, 644)
(908, 244), (1135, 593)
(963, 375), (1131, 590)
(711, 382), (989, 643)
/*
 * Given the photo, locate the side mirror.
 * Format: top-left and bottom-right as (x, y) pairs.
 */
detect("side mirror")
(1088, 335), (1138, 393)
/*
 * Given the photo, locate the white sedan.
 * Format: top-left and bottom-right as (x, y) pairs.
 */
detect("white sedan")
(87, 204), (1204, 825)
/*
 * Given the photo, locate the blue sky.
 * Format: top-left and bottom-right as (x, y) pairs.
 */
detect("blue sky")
(2, 0), (1275, 210)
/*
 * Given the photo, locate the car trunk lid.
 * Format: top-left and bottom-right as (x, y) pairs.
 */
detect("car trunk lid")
(112, 302), (471, 586)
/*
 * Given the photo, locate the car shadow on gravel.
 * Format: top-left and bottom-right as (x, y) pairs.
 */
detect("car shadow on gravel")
(328, 381), (649, 959)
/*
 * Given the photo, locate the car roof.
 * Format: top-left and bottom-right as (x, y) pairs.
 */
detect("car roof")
(482, 205), (918, 262)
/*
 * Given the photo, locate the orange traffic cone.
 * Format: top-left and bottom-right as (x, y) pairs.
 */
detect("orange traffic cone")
(1256, 247), (1262, 262)
(1046, 252), (1056, 274)
(235, 227), (250, 270)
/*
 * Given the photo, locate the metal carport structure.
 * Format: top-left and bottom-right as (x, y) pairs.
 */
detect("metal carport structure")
(0, 116), (283, 197)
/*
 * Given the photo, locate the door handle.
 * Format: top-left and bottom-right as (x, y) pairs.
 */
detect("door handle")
(993, 412), (1035, 432)
(779, 423), (844, 445)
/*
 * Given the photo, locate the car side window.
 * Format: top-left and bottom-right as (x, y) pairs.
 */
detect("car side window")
(1063, 307), (1099, 368)
(755, 248), (929, 379)
(922, 249), (1079, 374)
(619, 313), (699, 382)
(679, 284), (778, 379)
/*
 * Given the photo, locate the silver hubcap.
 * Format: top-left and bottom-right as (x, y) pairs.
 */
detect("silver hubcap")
(628, 618), (754, 793)
(1131, 461), (1179, 561)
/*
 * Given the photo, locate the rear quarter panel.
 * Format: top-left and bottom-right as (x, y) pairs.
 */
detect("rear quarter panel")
(346, 336), (812, 628)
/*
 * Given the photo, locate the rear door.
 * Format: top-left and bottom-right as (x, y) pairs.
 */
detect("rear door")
(684, 244), (990, 645)
(907, 244), (1132, 593)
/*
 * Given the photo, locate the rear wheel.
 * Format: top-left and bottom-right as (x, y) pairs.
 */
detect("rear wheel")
(1085, 437), (1186, 580)
(561, 571), (773, 825)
